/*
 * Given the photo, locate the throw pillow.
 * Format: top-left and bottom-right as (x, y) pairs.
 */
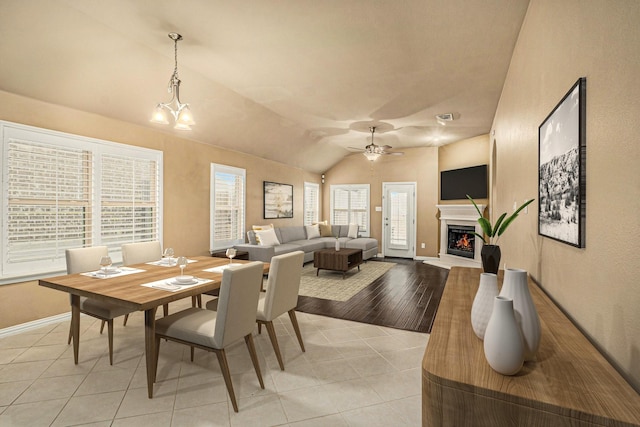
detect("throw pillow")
(305, 224), (320, 240)
(319, 223), (333, 237)
(255, 228), (280, 246)
(348, 224), (359, 239)
(252, 224), (274, 244)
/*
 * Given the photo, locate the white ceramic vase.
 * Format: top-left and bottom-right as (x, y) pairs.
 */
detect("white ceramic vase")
(471, 273), (498, 339)
(499, 268), (541, 361)
(335, 239), (340, 251)
(483, 296), (524, 375)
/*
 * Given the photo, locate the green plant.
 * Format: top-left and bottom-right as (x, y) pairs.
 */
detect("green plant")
(467, 195), (534, 245)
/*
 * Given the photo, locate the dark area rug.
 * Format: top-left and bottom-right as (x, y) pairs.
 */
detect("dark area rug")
(295, 258), (449, 334)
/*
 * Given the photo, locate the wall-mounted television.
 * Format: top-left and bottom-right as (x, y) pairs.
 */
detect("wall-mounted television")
(440, 165), (488, 200)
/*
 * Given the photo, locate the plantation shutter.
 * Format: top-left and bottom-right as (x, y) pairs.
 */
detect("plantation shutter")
(6, 140), (93, 268)
(100, 154), (160, 251)
(210, 164), (246, 250)
(303, 182), (320, 226)
(330, 184), (370, 236)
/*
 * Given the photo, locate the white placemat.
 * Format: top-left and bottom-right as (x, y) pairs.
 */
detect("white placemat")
(141, 277), (213, 292)
(203, 263), (244, 274)
(146, 258), (199, 267)
(81, 267), (146, 279)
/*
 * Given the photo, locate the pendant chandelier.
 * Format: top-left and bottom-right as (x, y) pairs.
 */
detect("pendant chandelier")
(150, 33), (195, 130)
(363, 127), (382, 161)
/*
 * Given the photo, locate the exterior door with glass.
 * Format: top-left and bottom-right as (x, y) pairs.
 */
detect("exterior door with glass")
(382, 182), (416, 258)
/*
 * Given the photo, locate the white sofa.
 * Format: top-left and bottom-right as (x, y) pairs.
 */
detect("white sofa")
(233, 225), (379, 263)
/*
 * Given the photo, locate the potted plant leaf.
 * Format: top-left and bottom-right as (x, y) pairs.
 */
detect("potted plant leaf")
(467, 195), (535, 273)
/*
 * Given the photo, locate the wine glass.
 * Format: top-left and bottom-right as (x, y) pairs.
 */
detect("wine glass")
(225, 248), (237, 265)
(177, 256), (188, 276)
(99, 256), (112, 275)
(163, 247), (174, 264)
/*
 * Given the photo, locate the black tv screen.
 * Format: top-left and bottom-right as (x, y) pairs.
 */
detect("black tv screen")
(441, 165), (488, 200)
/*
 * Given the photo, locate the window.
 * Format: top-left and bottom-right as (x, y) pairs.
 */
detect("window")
(303, 182), (320, 226)
(210, 163), (245, 251)
(1, 121), (162, 281)
(330, 184), (370, 236)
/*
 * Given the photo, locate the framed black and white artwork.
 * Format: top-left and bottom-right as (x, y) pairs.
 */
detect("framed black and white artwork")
(538, 77), (586, 248)
(263, 181), (293, 219)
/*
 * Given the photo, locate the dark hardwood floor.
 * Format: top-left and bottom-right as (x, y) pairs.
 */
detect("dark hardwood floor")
(295, 258), (449, 334)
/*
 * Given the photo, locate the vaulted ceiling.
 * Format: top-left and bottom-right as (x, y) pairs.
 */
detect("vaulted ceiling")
(0, 0), (529, 173)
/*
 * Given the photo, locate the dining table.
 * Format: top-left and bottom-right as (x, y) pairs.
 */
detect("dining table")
(38, 255), (269, 398)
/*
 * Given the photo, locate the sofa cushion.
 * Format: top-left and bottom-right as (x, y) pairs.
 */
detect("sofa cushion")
(319, 223), (333, 237)
(289, 239), (326, 252)
(346, 238), (378, 252)
(252, 224), (274, 245)
(273, 243), (302, 255)
(255, 229), (280, 246)
(305, 224), (320, 239)
(247, 230), (257, 245)
(279, 226), (306, 243)
(348, 224), (359, 238)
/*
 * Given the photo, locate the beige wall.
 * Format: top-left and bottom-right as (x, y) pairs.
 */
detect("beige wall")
(323, 147), (440, 258)
(0, 90), (319, 328)
(492, 0), (640, 389)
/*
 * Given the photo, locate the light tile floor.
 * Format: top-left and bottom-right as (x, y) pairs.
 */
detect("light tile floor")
(0, 297), (428, 426)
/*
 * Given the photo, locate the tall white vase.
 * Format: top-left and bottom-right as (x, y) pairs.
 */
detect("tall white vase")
(499, 268), (541, 361)
(471, 273), (498, 339)
(483, 296), (524, 375)
(335, 239), (340, 251)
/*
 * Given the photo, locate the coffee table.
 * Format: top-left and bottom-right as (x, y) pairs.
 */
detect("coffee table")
(314, 248), (363, 279)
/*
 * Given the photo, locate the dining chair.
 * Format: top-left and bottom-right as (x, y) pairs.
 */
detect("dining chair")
(121, 241), (168, 317)
(65, 246), (135, 365)
(154, 261), (265, 412)
(255, 251), (306, 370)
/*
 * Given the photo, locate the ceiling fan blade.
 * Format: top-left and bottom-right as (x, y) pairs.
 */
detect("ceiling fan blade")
(347, 146), (365, 152)
(380, 145), (393, 150)
(385, 151), (404, 155)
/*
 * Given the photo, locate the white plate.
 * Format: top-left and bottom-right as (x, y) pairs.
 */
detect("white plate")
(169, 279), (197, 286)
(101, 267), (120, 274)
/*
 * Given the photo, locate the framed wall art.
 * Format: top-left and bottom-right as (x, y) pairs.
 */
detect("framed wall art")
(538, 77), (586, 247)
(263, 181), (293, 219)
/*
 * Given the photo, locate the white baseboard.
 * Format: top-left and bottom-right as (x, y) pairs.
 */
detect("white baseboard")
(0, 313), (70, 338)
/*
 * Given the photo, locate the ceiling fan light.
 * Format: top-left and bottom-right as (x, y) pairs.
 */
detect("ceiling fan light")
(150, 105), (169, 124)
(363, 152), (381, 161)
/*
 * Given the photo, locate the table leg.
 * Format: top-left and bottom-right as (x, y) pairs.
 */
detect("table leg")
(144, 306), (158, 398)
(71, 294), (80, 364)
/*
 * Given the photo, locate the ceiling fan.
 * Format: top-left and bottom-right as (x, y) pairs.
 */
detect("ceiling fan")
(349, 126), (404, 161)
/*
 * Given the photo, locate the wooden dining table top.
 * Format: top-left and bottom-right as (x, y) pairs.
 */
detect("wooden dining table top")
(38, 256), (269, 311)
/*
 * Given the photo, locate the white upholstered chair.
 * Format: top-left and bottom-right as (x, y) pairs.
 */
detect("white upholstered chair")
(154, 261), (265, 412)
(65, 246), (135, 365)
(255, 251), (305, 370)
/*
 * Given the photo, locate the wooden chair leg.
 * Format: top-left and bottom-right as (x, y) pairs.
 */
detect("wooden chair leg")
(288, 309), (305, 352)
(68, 323), (73, 345)
(191, 295), (202, 308)
(123, 314), (129, 326)
(215, 349), (239, 413)
(163, 304), (169, 316)
(100, 320), (106, 334)
(190, 346), (195, 362)
(264, 321), (285, 370)
(245, 334), (265, 388)
(107, 319), (114, 365)
(257, 322), (262, 334)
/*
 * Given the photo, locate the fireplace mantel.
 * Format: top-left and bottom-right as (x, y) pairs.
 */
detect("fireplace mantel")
(436, 204), (486, 266)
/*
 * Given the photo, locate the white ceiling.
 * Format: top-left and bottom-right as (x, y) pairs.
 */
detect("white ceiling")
(0, 0), (530, 173)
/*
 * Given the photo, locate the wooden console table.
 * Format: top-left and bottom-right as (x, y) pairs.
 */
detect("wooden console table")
(422, 267), (640, 426)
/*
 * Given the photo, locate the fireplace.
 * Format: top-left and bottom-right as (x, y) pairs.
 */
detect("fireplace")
(447, 225), (475, 259)
(436, 204), (486, 266)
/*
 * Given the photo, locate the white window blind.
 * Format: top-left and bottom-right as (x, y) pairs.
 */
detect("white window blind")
(1, 121), (163, 280)
(210, 163), (246, 251)
(303, 182), (320, 226)
(330, 184), (370, 236)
